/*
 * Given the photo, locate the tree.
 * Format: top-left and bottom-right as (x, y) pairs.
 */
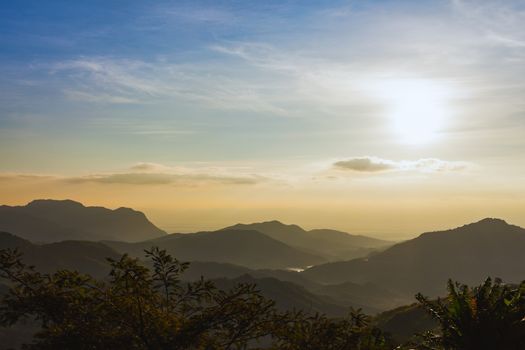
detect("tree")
(269, 309), (389, 350)
(415, 278), (525, 350)
(0, 247), (275, 349)
(0, 247), (391, 350)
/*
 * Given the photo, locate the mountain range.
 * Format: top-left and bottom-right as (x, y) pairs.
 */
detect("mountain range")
(105, 229), (326, 270)
(1, 199), (525, 321)
(225, 221), (391, 261)
(303, 218), (525, 296)
(0, 231), (119, 278)
(105, 219), (393, 269)
(0, 199), (166, 242)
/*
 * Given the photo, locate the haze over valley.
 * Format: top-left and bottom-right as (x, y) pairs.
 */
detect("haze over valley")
(1, 199), (524, 316)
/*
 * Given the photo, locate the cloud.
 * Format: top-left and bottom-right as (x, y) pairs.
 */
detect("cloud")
(65, 162), (266, 186)
(452, 0), (525, 49)
(37, 0), (525, 125)
(63, 90), (141, 104)
(67, 173), (263, 186)
(8, 0), (525, 143)
(0, 173), (55, 182)
(49, 57), (293, 115)
(333, 157), (471, 173)
(406, 158), (471, 173)
(334, 157), (394, 172)
(129, 162), (171, 172)
(0, 163), (267, 187)
(51, 58), (167, 104)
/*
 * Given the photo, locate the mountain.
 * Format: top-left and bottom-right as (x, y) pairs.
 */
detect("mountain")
(0, 231), (119, 277)
(0, 199), (166, 242)
(105, 229), (325, 270)
(178, 262), (405, 313)
(311, 281), (412, 314)
(224, 220), (392, 261)
(182, 261), (254, 281)
(212, 275), (347, 317)
(303, 218), (525, 296)
(0, 229), (400, 314)
(374, 303), (437, 344)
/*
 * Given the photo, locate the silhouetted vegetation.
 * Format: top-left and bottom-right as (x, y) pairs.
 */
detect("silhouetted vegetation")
(2, 246), (525, 349)
(0, 248), (391, 349)
(415, 278), (525, 349)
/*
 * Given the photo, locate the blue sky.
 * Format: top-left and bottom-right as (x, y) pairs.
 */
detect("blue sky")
(1, 0), (524, 236)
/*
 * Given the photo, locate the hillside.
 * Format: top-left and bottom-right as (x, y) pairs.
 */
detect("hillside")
(212, 275), (347, 317)
(0, 199), (166, 242)
(374, 303), (437, 344)
(105, 229), (325, 270)
(178, 262), (405, 313)
(0, 231), (119, 277)
(311, 281), (412, 314)
(224, 220), (391, 261)
(0, 230), (400, 314)
(303, 218), (525, 296)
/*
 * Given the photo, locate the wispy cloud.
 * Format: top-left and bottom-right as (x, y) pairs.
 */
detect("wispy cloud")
(0, 173), (55, 182)
(51, 58), (169, 103)
(129, 162), (171, 172)
(49, 56), (293, 115)
(34, 0), (525, 125)
(452, 0), (525, 50)
(0, 163), (268, 187)
(4, 0), (525, 162)
(69, 162), (268, 186)
(333, 156), (472, 174)
(64, 90), (141, 104)
(68, 172), (263, 186)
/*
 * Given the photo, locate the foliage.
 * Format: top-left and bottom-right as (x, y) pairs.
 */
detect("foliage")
(415, 278), (525, 350)
(0, 247), (390, 350)
(270, 310), (389, 350)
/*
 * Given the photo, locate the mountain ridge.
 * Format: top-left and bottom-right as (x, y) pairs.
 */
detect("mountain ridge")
(0, 199), (166, 242)
(223, 220), (392, 261)
(0, 231), (119, 277)
(302, 218), (525, 296)
(105, 228), (326, 270)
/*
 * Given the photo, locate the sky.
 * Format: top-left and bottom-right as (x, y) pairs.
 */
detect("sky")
(1, 0), (525, 239)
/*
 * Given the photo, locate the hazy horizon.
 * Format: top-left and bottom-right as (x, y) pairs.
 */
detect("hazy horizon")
(1, 197), (520, 241)
(2, 1), (525, 240)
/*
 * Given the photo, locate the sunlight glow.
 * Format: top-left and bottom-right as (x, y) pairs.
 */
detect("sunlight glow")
(373, 79), (455, 145)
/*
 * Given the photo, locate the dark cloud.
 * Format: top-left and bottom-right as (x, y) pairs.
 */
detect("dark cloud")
(333, 157), (394, 172)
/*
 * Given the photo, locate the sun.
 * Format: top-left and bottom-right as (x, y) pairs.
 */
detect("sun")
(372, 78), (454, 145)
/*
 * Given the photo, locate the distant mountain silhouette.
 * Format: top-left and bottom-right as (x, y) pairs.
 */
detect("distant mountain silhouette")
(0, 231), (119, 277)
(303, 218), (525, 296)
(0, 199), (166, 242)
(224, 220), (391, 261)
(212, 275), (347, 317)
(105, 229), (325, 270)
